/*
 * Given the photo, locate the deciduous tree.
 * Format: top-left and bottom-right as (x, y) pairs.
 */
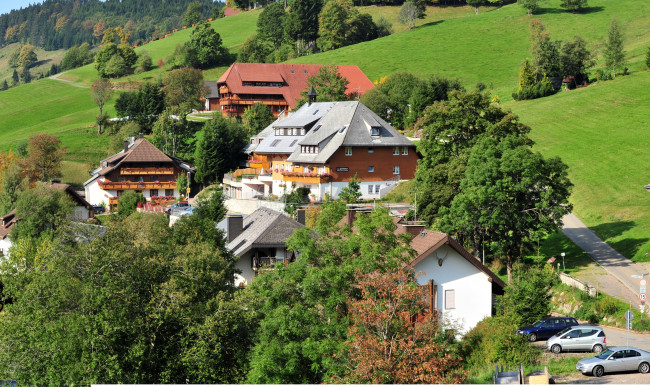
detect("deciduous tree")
(466, 0), (484, 15)
(21, 134), (66, 183)
(91, 78), (113, 135)
(183, 1), (203, 27)
(519, 0), (540, 16)
(338, 173), (361, 203)
(398, 0), (419, 30)
(16, 44), (37, 69)
(560, 0), (588, 13)
(186, 21), (228, 68)
(337, 268), (465, 384)
(559, 35), (594, 85)
(194, 115), (247, 185)
(11, 183), (74, 242)
(603, 19), (625, 78)
(162, 67), (207, 112)
(242, 102), (274, 135)
(257, 1), (286, 49)
(284, 0), (322, 44)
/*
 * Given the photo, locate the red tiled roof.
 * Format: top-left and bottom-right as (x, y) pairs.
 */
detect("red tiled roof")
(122, 138), (173, 163)
(216, 63), (375, 108)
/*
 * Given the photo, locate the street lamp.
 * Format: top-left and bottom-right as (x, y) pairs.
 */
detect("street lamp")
(561, 252), (565, 271)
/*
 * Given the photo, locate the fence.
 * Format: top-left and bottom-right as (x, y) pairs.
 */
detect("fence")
(559, 272), (598, 297)
(136, 202), (167, 214)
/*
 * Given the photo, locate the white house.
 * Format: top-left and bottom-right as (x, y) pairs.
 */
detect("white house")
(405, 227), (506, 334)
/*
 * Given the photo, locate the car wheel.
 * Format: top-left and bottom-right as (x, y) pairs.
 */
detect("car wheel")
(639, 362), (650, 374)
(592, 344), (603, 353)
(529, 333), (537, 342)
(593, 365), (604, 377)
(551, 344), (562, 354)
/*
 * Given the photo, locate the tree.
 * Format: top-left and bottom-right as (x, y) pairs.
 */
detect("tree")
(61, 43), (94, 71)
(118, 190), (145, 217)
(337, 268), (465, 384)
(560, 0), (588, 13)
(500, 266), (559, 326)
(257, 1), (286, 49)
(466, 0), (484, 15)
(529, 19), (561, 77)
(560, 35), (594, 85)
(517, 58), (537, 90)
(103, 53), (127, 78)
(20, 69), (31, 84)
(91, 78), (113, 135)
(183, 1), (204, 26)
(237, 34), (273, 63)
(439, 135), (572, 283)
(284, 0), (322, 44)
(646, 46), (650, 68)
(245, 204), (415, 383)
(21, 134), (66, 183)
(317, 0), (376, 52)
(242, 103), (274, 135)
(414, 90), (532, 233)
(94, 43), (118, 77)
(115, 82), (165, 133)
(302, 64), (350, 103)
(11, 184), (74, 242)
(177, 172), (189, 198)
(11, 70), (19, 87)
(603, 19), (625, 78)
(16, 44), (37, 69)
(338, 173), (361, 203)
(151, 107), (199, 159)
(519, 0), (540, 16)
(0, 80), (7, 91)
(398, 0), (419, 30)
(186, 21), (228, 68)
(194, 115), (247, 185)
(162, 67), (207, 112)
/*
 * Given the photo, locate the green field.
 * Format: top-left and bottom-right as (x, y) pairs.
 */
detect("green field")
(0, 0), (649, 261)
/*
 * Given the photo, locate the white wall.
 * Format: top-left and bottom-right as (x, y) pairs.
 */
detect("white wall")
(413, 245), (494, 334)
(0, 237), (12, 259)
(85, 179), (111, 206)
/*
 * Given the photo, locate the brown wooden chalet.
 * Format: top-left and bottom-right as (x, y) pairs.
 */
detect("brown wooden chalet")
(204, 63), (375, 117)
(84, 136), (194, 210)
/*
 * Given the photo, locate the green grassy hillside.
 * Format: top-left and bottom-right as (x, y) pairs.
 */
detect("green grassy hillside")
(507, 71), (650, 262)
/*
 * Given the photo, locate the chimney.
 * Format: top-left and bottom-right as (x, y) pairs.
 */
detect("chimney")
(227, 214), (244, 242)
(307, 86), (317, 106)
(123, 140), (129, 153)
(402, 222), (426, 238)
(139, 132), (144, 139)
(296, 209), (306, 225)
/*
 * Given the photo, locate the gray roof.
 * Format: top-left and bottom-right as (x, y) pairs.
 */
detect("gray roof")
(287, 101), (415, 164)
(273, 102), (335, 128)
(245, 116), (286, 155)
(204, 81), (219, 99)
(227, 207), (303, 257)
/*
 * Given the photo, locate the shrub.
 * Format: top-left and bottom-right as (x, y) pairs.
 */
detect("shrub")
(118, 191), (145, 217)
(462, 313), (541, 374)
(512, 78), (556, 101)
(598, 297), (618, 315)
(595, 69), (612, 81)
(574, 305), (599, 324)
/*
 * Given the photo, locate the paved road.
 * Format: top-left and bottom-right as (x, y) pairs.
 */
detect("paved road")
(562, 213), (647, 309)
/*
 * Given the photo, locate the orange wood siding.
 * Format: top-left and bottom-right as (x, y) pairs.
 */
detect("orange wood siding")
(327, 146), (418, 182)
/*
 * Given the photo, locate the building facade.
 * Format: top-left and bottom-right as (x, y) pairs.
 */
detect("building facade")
(223, 101), (418, 201)
(204, 63), (375, 117)
(84, 136), (194, 211)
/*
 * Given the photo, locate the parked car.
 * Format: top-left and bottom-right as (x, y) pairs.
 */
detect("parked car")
(576, 347), (650, 377)
(547, 325), (606, 353)
(92, 205), (106, 214)
(165, 201), (190, 214)
(516, 316), (579, 342)
(178, 207), (197, 216)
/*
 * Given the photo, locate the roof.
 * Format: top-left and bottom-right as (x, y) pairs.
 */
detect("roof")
(227, 207), (303, 257)
(204, 80), (219, 99)
(286, 101), (415, 164)
(85, 137), (194, 186)
(45, 182), (93, 211)
(405, 228), (506, 294)
(0, 209), (17, 240)
(216, 63), (375, 108)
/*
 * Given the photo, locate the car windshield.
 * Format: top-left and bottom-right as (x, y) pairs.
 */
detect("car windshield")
(556, 327), (572, 336)
(597, 349), (614, 359)
(532, 320), (544, 327)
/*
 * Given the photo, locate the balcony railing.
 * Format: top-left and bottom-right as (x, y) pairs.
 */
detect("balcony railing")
(120, 167), (174, 175)
(220, 98), (287, 106)
(98, 181), (177, 190)
(280, 171), (332, 184)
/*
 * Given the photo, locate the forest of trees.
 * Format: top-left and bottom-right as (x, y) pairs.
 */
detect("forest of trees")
(0, 0), (225, 50)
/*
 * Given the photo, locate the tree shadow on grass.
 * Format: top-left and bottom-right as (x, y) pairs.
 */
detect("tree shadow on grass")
(33, 58), (52, 67)
(535, 5), (604, 15)
(588, 220), (649, 262)
(415, 20), (443, 30)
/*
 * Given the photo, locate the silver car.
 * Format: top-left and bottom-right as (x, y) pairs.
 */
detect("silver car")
(576, 347), (650, 377)
(547, 325), (606, 354)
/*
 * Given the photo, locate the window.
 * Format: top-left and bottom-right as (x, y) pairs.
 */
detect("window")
(271, 139), (281, 147)
(368, 185), (373, 194)
(445, 289), (455, 309)
(393, 165), (400, 175)
(150, 189), (158, 197)
(165, 189), (174, 196)
(375, 185), (380, 193)
(371, 127), (379, 136)
(368, 147), (374, 153)
(368, 166), (374, 173)
(402, 146), (408, 155)
(345, 147), (352, 156)
(393, 147), (400, 155)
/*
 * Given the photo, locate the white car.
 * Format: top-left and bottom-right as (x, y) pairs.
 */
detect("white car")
(576, 347), (650, 377)
(547, 325), (606, 353)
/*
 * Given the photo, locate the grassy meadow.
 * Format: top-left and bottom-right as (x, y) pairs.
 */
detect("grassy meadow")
(0, 0), (649, 260)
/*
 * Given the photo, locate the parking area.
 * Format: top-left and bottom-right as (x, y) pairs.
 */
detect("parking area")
(533, 325), (650, 384)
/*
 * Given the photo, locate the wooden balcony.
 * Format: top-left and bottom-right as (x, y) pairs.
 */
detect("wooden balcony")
(249, 161), (270, 169)
(220, 98), (287, 106)
(98, 181), (177, 190)
(120, 167), (174, 175)
(280, 174), (331, 184)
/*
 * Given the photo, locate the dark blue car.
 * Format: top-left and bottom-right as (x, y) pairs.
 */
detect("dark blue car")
(516, 317), (579, 342)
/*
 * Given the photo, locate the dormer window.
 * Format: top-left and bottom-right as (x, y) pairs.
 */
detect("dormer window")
(371, 127), (379, 136)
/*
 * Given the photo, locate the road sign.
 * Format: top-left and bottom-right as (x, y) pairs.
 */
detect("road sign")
(641, 286), (647, 293)
(640, 293), (647, 302)
(186, 187), (191, 193)
(627, 320), (633, 330)
(641, 279), (648, 287)
(625, 310), (634, 321)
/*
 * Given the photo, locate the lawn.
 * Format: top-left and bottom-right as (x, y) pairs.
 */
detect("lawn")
(508, 71), (650, 262)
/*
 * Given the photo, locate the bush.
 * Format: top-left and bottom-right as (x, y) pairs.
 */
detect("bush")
(118, 191), (145, 217)
(598, 297), (618, 315)
(574, 305), (599, 324)
(512, 79), (556, 101)
(595, 69), (612, 81)
(462, 313), (541, 374)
